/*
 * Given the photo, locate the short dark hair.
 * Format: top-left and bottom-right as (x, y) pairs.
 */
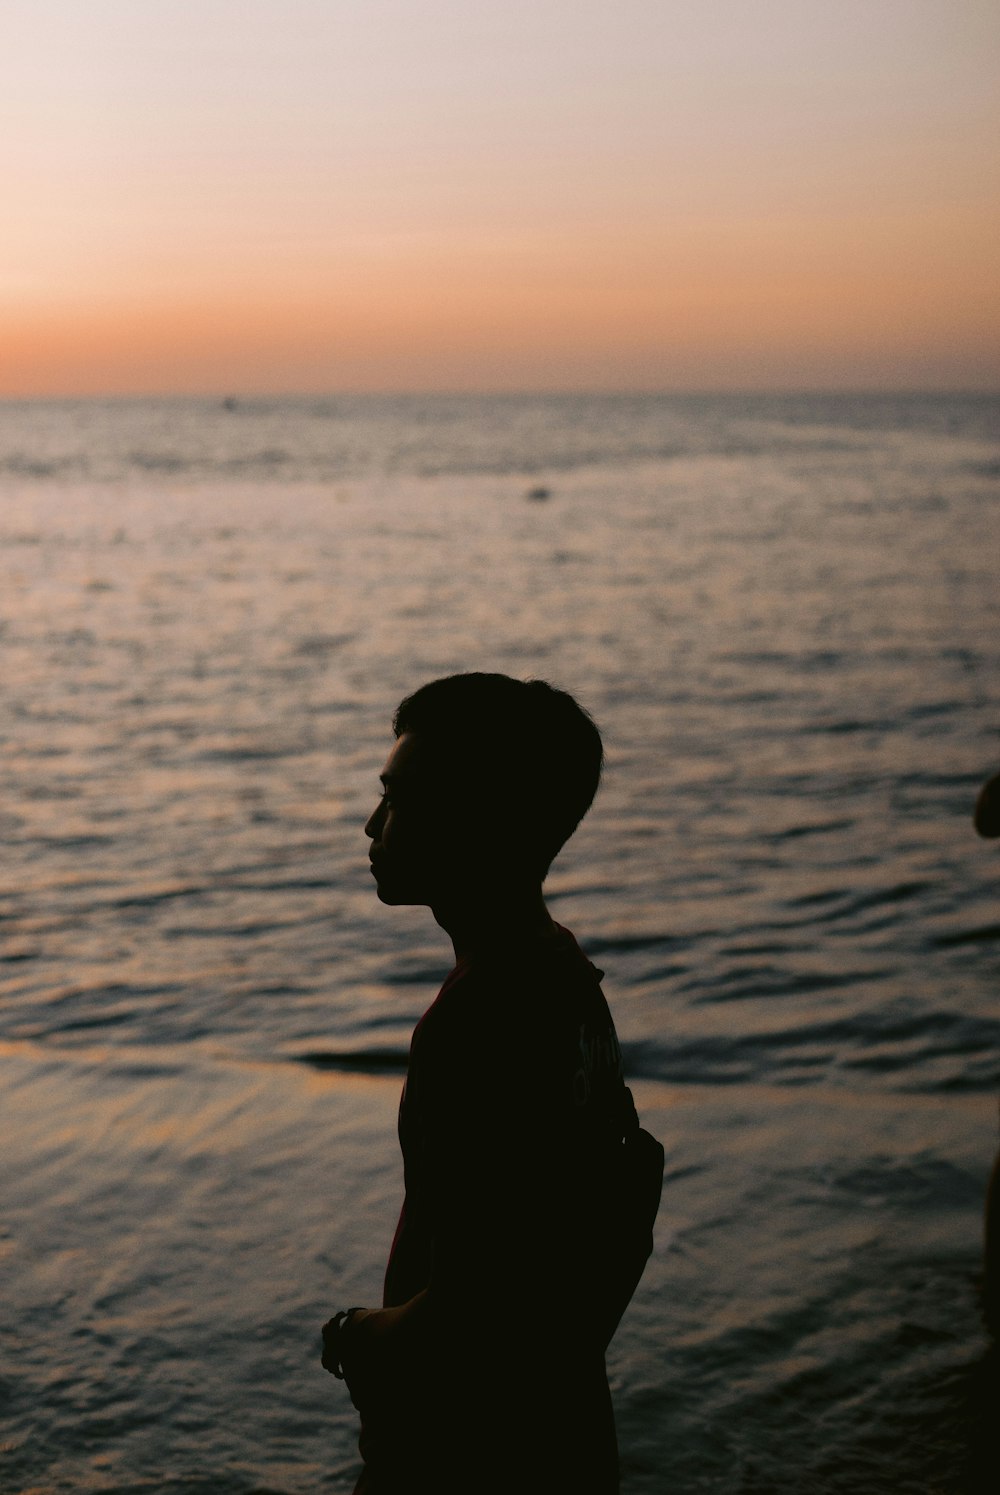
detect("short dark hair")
(393, 673), (603, 876)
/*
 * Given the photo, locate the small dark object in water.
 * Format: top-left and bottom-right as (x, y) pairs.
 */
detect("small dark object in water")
(222, 396), (238, 412)
(527, 485), (551, 501)
(974, 772), (1000, 838)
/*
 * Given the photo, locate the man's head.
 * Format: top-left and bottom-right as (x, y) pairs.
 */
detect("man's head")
(364, 673), (603, 906)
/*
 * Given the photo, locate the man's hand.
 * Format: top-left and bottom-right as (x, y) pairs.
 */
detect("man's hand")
(321, 1297), (427, 1413)
(320, 1309), (360, 1378)
(321, 1309), (380, 1411)
(321, 1304), (408, 1370)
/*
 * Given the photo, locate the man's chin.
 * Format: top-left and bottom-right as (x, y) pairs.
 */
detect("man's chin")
(373, 879), (425, 907)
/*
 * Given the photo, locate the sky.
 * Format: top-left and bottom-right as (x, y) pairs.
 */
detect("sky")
(3, 0), (999, 395)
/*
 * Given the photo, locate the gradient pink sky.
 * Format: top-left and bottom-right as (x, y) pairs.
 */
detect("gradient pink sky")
(4, 0), (999, 395)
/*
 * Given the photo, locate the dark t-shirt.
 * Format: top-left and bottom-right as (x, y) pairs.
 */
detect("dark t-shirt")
(365, 925), (627, 1492)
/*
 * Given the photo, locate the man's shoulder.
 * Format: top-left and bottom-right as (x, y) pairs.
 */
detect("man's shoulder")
(416, 928), (616, 1070)
(443, 926), (604, 1005)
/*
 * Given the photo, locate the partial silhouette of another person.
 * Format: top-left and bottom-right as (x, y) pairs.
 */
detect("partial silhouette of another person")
(321, 674), (662, 1495)
(974, 769), (1000, 1338)
(974, 770), (1000, 840)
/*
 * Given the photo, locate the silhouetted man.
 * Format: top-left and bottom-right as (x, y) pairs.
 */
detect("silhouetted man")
(322, 673), (660, 1494)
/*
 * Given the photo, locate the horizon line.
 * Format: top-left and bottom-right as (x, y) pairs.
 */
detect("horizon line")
(3, 384), (999, 406)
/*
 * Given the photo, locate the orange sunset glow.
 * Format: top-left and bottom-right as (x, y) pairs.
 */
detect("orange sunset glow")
(4, 0), (999, 395)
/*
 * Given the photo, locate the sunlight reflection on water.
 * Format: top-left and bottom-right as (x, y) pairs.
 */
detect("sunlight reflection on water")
(1, 393), (998, 1491)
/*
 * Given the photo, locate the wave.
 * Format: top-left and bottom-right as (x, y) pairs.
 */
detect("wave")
(291, 1047), (410, 1074)
(932, 922), (1000, 948)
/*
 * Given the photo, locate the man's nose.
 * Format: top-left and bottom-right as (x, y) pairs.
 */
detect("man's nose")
(364, 802), (383, 840)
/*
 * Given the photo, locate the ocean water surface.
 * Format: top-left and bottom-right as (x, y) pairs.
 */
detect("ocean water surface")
(1, 392), (998, 1492)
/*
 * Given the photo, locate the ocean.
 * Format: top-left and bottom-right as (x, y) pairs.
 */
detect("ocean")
(1, 391), (998, 1492)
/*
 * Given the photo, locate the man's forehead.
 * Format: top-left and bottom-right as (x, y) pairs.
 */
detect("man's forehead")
(380, 731), (430, 784)
(380, 730), (472, 796)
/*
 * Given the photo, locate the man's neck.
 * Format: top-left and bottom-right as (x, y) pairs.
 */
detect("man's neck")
(431, 883), (558, 962)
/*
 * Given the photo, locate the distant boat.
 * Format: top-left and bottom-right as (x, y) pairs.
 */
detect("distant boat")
(526, 484), (551, 501)
(222, 396), (239, 412)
